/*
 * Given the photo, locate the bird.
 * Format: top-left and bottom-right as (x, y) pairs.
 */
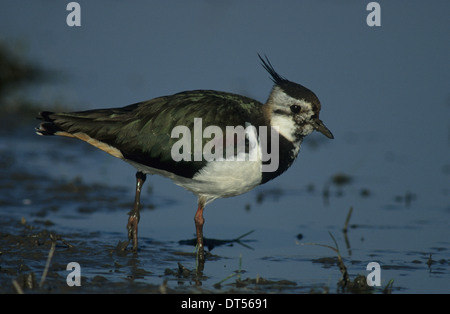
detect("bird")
(36, 55), (333, 262)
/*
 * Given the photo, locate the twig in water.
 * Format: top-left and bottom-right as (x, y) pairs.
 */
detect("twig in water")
(213, 254), (244, 288)
(342, 207), (353, 256)
(12, 279), (24, 294)
(343, 207), (353, 233)
(39, 238), (56, 288)
(300, 232), (350, 286)
(383, 279), (394, 294)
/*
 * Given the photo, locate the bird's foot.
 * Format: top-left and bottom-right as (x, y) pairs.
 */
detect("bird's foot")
(127, 213), (139, 252)
(195, 243), (205, 272)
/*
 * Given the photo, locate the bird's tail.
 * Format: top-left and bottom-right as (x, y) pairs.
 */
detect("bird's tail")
(35, 110), (126, 159)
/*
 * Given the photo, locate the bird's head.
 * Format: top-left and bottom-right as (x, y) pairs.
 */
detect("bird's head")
(260, 54), (334, 143)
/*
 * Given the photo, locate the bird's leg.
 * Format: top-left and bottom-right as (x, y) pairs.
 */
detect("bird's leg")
(127, 171), (146, 252)
(194, 198), (206, 262)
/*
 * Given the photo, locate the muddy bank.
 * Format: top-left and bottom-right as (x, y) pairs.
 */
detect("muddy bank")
(0, 215), (333, 294)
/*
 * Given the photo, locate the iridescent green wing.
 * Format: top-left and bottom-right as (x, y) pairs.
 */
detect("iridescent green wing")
(119, 90), (266, 178)
(45, 90), (266, 178)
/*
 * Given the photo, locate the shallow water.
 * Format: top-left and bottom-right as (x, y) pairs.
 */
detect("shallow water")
(0, 0), (449, 296)
(1, 120), (448, 294)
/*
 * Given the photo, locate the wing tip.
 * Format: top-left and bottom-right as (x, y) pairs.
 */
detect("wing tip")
(35, 111), (59, 136)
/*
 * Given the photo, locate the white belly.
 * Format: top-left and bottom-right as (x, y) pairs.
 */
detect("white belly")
(127, 154), (262, 205)
(188, 157), (262, 199)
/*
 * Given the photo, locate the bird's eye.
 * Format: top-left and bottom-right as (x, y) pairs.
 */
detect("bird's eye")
(290, 105), (301, 114)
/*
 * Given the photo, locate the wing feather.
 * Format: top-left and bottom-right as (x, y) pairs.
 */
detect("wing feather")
(37, 90), (266, 178)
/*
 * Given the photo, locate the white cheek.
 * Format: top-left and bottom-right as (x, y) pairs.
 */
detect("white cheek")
(268, 86), (316, 142)
(270, 114), (297, 142)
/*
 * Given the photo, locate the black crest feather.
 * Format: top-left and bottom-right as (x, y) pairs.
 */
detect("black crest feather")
(258, 54), (287, 84)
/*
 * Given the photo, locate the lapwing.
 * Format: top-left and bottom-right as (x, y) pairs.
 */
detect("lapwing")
(36, 55), (333, 261)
